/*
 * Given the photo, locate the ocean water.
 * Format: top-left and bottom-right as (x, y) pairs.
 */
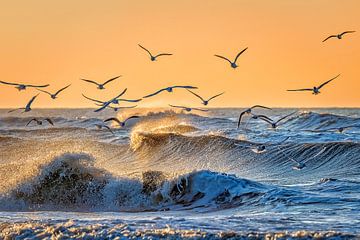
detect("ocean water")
(0, 108), (359, 239)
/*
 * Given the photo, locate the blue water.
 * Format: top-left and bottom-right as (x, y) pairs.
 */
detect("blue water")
(0, 108), (359, 239)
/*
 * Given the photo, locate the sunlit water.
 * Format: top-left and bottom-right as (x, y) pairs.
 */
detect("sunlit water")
(0, 108), (359, 239)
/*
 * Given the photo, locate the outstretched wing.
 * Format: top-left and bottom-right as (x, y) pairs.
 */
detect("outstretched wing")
(192, 107), (208, 112)
(26, 118), (37, 126)
(172, 85), (198, 90)
(44, 118), (54, 125)
(82, 94), (104, 104)
(276, 111), (297, 124)
(340, 31), (356, 36)
(234, 47), (248, 63)
(112, 88), (128, 100)
(318, 74), (340, 89)
(103, 75), (121, 86)
(237, 111), (246, 128)
(104, 117), (122, 125)
(36, 88), (52, 96)
(138, 44), (153, 57)
(117, 98), (142, 103)
(103, 125), (114, 134)
(54, 84), (71, 96)
(26, 84), (50, 88)
(322, 35), (337, 42)
(169, 104), (186, 109)
(81, 79), (100, 86)
(94, 101), (111, 112)
(287, 88), (313, 92)
(251, 105), (271, 110)
(214, 54), (232, 64)
(125, 115), (140, 122)
(0, 80), (20, 86)
(187, 89), (205, 102)
(207, 92), (225, 102)
(143, 88), (167, 98)
(26, 94), (39, 109)
(154, 53), (173, 58)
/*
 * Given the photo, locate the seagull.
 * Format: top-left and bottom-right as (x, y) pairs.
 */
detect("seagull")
(214, 47), (248, 69)
(143, 86), (197, 98)
(26, 118), (54, 126)
(138, 44), (172, 61)
(104, 116), (140, 127)
(306, 125), (360, 133)
(0, 81), (49, 91)
(287, 74), (340, 95)
(169, 104), (208, 112)
(95, 124), (114, 134)
(8, 94), (39, 113)
(250, 137), (290, 154)
(80, 75), (121, 89)
(258, 111), (297, 129)
(237, 105), (272, 128)
(186, 90), (224, 106)
(36, 84), (71, 99)
(323, 31), (356, 42)
(82, 88), (127, 112)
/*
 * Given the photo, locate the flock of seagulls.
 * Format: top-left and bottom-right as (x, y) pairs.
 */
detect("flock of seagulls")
(0, 31), (357, 169)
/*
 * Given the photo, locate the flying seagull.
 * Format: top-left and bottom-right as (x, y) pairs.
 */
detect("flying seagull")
(169, 104), (208, 112)
(143, 86), (197, 98)
(0, 81), (49, 91)
(95, 104), (137, 112)
(26, 118), (54, 126)
(237, 105), (272, 128)
(186, 90), (224, 106)
(138, 44), (172, 61)
(36, 84), (71, 99)
(214, 47), (248, 69)
(104, 116), (140, 127)
(80, 75), (121, 89)
(258, 111), (297, 129)
(82, 88), (128, 112)
(249, 137), (290, 154)
(323, 31), (356, 42)
(8, 94), (39, 113)
(95, 124), (114, 134)
(287, 74), (340, 95)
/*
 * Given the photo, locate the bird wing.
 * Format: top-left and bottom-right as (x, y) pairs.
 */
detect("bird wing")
(81, 79), (100, 86)
(214, 54), (232, 64)
(138, 44), (153, 57)
(258, 116), (274, 125)
(276, 111), (297, 124)
(237, 111), (246, 128)
(125, 115), (140, 122)
(113, 105), (137, 109)
(117, 98), (142, 103)
(322, 35), (337, 42)
(26, 84), (50, 88)
(26, 118), (37, 126)
(186, 89), (205, 102)
(94, 101), (111, 112)
(102, 125), (114, 134)
(172, 85), (198, 90)
(234, 47), (248, 63)
(143, 88), (167, 98)
(256, 114), (273, 122)
(8, 109), (21, 113)
(0, 80), (20, 86)
(112, 88), (128, 99)
(169, 104), (186, 109)
(192, 107), (209, 112)
(154, 53), (173, 58)
(340, 31), (356, 36)
(26, 94), (39, 109)
(318, 74), (340, 89)
(103, 75), (121, 86)
(287, 88), (313, 92)
(104, 117), (122, 125)
(207, 92), (225, 102)
(82, 94), (104, 104)
(251, 105), (271, 110)
(54, 84), (71, 96)
(36, 88), (52, 96)
(44, 118), (54, 125)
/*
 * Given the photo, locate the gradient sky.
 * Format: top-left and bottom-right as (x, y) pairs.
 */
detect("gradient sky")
(0, 0), (359, 108)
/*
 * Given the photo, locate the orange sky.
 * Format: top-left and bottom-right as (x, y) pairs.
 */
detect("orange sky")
(0, 0), (359, 108)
